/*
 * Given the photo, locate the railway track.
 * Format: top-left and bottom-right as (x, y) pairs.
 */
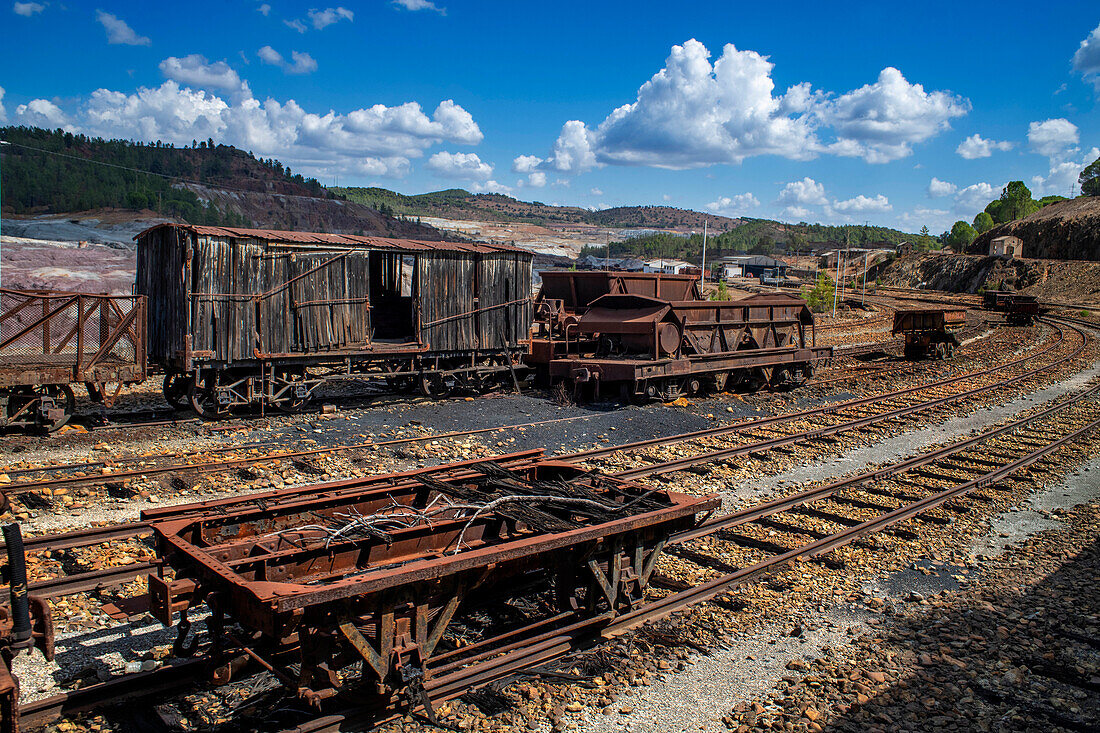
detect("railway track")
(9, 317), (1095, 731)
(55, 320), (1094, 733)
(7, 318), (1077, 605)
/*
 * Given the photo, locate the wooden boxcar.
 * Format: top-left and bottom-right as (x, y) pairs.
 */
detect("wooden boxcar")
(892, 308), (966, 359)
(0, 289), (146, 431)
(981, 291), (1040, 325)
(136, 224), (532, 416)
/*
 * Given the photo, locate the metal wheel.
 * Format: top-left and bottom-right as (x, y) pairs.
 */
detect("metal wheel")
(419, 372), (454, 399)
(162, 373), (189, 410)
(188, 372), (230, 419)
(382, 363), (416, 394)
(272, 371), (312, 414)
(40, 385), (76, 432)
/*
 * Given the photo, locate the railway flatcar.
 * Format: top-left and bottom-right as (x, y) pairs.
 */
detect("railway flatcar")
(136, 225), (532, 417)
(892, 308), (966, 359)
(0, 289), (146, 431)
(536, 276), (831, 401)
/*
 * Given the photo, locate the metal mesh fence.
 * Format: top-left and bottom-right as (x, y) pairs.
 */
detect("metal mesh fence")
(0, 289), (144, 371)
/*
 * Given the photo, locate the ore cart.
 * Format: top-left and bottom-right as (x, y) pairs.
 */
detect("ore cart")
(549, 292), (832, 401)
(982, 291), (1039, 325)
(144, 452), (718, 716)
(527, 270), (701, 370)
(136, 225), (532, 416)
(0, 289), (146, 431)
(892, 307), (966, 359)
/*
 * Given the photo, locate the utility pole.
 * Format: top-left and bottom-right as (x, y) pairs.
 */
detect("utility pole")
(0, 140), (8, 288)
(861, 251), (868, 305)
(832, 248), (841, 317)
(604, 230), (609, 270)
(701, 218), (708, 287)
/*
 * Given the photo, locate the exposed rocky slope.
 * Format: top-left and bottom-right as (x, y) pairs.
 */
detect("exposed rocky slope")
(970, 197), (1100, 261)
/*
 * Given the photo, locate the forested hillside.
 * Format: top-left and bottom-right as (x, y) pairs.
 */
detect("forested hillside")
(0, 126), (326, 225)
(581, 219), (921, 261)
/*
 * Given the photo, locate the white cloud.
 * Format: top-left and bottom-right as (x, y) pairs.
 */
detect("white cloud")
(257, 3), (270, 15)
(284, 18), (307, 33)
(706, 193), (759, 217)
(821, 67), (969, 163)
(0, 87), (7, 123)
(425, 151), (492, 180)
(257, 47), (317, 75)
(898, 206), (952, 232)
(832, 194), (891, 213)
(40, 80), (484, 180)
(393, 0), (446, 14)
(1032, 146), (1100, 196)
(955, 133), (1013, 159)
(1072, 22), (1100, 91)
(526, 171), (547, 188)
(14, 98), (69, 128)
(13, 2), (44, 16)
(927, 177), (957, 197)
(1027, 118), (1079, 156)
(782, 206), (812, 221)
(777, 177), (827, 206)
(95, 10), (150, 46)
(308, 7), (353, 29)
(590, 187), (603, 196)
(511, 154), (542, 173)
(955, 182), (995, 210)
(159, 55), (244, 92)
(470, 179), (513, 195)
(516, 39), (967, 175)
(662, 194), (671, 202)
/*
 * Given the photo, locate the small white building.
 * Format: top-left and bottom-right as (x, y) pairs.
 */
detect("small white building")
(718, 262), (744, 280)
(642, 259), (694, 275)
(990, 235), (1023, 258)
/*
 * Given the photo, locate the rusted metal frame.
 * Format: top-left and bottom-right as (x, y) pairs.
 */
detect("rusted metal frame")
(419, 297), (530, 330)
(0, 560), (161, 604)
(49, 298), (89, 355)
(0, 295), (77, 350)
(586, 542), (622, 608)
(0, 293), (37, 325)
(80, 304), (141, 378)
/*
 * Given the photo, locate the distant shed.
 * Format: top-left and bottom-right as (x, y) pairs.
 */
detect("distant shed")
(135, 224), (532, 371)
(989, 235), (1023, 258)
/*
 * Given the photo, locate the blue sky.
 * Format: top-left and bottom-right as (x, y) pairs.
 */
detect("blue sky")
(2, 1), (1098, 233)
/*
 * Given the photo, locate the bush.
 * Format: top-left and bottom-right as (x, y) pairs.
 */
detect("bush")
(710, 281), (729, 301)
(801, 273), (836, 313)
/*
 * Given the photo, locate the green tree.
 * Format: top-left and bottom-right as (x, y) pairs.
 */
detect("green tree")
(973, 211), (994, 234)
(946, 220), (977, 249)
(1080, 155), (1100, 196)
(999, 181), (1039, 221)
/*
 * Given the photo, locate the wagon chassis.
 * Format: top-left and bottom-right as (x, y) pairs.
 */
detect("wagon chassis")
(142, 454), (716, 716)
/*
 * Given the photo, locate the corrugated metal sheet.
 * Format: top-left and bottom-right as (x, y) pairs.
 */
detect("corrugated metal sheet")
(135, 223), (525, 255)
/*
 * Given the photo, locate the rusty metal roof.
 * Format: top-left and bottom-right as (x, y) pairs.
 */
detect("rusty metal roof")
(135, 223), (528, 256)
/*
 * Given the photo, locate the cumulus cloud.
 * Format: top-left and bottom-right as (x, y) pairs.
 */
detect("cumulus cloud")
(516, 39), (967, 176)
(425, 151), (492, 180)
(526, 171), (547, 188)
(831, 194), (891, 213)
(1032, 146), (1100, 196)
(14, 98), (69, 128)
(0, 87), (7, 124)
(13, 2), (44, 16)
(782, 206), (812, 221)
(95, 10), (150, 46)
(393, 0), (446, 13)
(257, 3), (270, 15)
(1027, 118), (1078, 156)
(706, 193), (759, 217)
(955, 182), (996, 210)
(1072, 22), (1100, 91)
(160, 55), (244, 92)
(590, 187), (603, 196)
(927, 177), (957, 197)
(284, 18), (307, 33)
(898, 206), (952, 231)
(470, 180), (513, 195)
(821, 67), (969, 163)
(37, 80), (482, 180)
(511, 154), (542, 174)
(777, 177), (827, 206)
(308, 7), (353, 29)
(257, 46), (318, 75)
(955, 133), (1013, 159)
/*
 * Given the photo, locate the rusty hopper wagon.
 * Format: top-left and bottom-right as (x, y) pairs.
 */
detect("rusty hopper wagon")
(136, 224), (532, 416)
(892, 308), (967, 359)
(0, 289), (146, 431)
(981, 291), (1040, 325)
(144, 452), (718, 717)
(546, 289), (832, 401)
